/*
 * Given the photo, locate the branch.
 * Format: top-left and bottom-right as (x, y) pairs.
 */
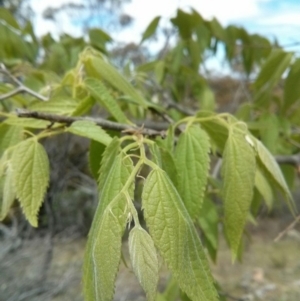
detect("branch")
(275, 154), (300, 166)
(0, 64), (48, 102)
(16, 109), (167, 138)
(14, 109), (300, 166)
(274, 214), (300, 242)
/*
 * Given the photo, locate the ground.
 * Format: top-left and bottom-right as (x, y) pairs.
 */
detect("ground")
(0, 218), (300, 301)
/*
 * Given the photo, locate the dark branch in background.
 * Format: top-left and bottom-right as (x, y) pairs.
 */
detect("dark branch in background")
(0, 64), (48, 102)
(274, 214), (300, 242)
(16, 109), (167, 138)
(275, 154), (300, 166)
(15, 109), (300, 167)
(166, 101), (196, 116)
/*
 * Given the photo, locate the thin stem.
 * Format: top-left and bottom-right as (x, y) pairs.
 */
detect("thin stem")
(0, 64), (48, 102)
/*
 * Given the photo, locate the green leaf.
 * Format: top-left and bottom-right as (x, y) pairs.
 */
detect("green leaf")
(84, 193), (129, 301)
(198, 198), (219, 262)
(254, 49), (293, 91)
(0, 155), (16, 221)
(222, 129), (256, 260)
(89, 140), (106, 179)
(0, 8), (20, 29)
(29, 98), (77, 116)
(209, 17), (226, 41)
(129, 226), (159, 301)
(259, 112), (279, 154)
(11, 139), (50, 227)
(0, 124), (23, 157)
(67, 120), (112, 145)
(82, 50), (148, 108)
(254, 165), (274, 210)
(141, 16), (161, 43)
(4, 117), (52, 129)
(175, 125), (210, 219)
(83, 153), (134, 301)
(72, 95), (96, 116)
(198, 114), (229, 152)
(142, 169), (218, 301)
(253, 137), (295, 212)
(85, 78), (130, 123)
(149, 143), (178, 187)
(98, 137), (121, 189)
(89, 28), (112, 51)
(283, 58), (300, 112)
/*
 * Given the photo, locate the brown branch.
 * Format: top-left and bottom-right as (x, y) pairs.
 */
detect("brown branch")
(0, 64), (48, 102)
(14, 109), (300, 165)
(16, 109), (167, 138)
(274, 214), (300, 242)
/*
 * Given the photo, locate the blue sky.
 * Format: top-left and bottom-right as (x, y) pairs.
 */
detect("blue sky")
(31, 0), (300, 54)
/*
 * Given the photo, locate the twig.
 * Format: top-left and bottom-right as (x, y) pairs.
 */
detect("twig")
(166, 101), (196, 116)
(275, 154), (300, 166)
(274, 214), (300, 242)
(0, 64), (48, 102)
(16, 109), (167, 137)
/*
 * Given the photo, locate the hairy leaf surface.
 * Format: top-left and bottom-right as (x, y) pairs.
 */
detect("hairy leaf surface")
(67, 120), (112, 145)
(98, 137), (120, 189)
(175, 125), (210, 219)
(4, 118), (52, 129)
(11, 139), (49, 227)
(222, 130), (256, 259)
(85, 78), (130, 123)
(83, 152), (134, 301)
(29, 98), (77, 116)
(129, 226), (159, 301)
(142, 169), (218, 301)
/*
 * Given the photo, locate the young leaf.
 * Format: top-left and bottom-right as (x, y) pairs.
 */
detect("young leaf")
(98, 137), (120, 189)
(67, 120), (112, 145)
(175, 125), (210, 220)
(221, 129), (256, 260)
(4, 117), (52, 129)
(253, 138), (295, 212)
(82, 52), (148, 108)
(84, 193), (129, 301)
(11, 139), (50, 227)
(85, 78), (130, 124)
(129, 226), (159, 301)
(141, 16), (161, 44)
(142, 168), (219, 301)
(83, 153), (134, 301)
(29, 98), (77, 116)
